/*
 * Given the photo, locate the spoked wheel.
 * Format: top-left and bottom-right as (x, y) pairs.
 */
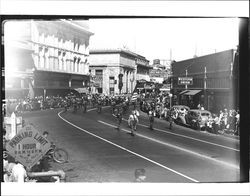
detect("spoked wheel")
(53, 148), (68, 163)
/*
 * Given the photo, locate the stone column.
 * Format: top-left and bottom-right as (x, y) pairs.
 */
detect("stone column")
(128, 72), (131, 93)
(21, 79), (25, 89)
(126, 71), (128, 93)
(28, 78), (35, 99)
(123, 70), (126, 94)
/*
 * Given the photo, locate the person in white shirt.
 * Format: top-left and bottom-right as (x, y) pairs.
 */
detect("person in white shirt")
(128, 111), (138, 136)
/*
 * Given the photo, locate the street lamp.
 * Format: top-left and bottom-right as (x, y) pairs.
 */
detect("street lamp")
(169, 93), (173, 109)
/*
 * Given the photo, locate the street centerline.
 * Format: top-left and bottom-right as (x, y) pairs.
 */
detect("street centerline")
(116, 114), (239, 152)
(57, 110), (199, 182)
(99, 119), (239, 170)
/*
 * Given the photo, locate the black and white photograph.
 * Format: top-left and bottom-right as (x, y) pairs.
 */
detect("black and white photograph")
(1, 0), (249, 196)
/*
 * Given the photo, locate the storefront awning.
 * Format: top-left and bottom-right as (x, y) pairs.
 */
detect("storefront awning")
(74, 88), (88, 94)
(179, 90), (189, 95)
(184, 90), (201, 95)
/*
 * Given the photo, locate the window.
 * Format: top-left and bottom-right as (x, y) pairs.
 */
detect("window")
(109, 76), (115, 95)
(95, 70), (103, 88)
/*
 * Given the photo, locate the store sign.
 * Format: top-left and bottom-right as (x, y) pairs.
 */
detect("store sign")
(6, 124), (51, 169)
(178, 77), (193, 85)
(149, 69), (168, 78)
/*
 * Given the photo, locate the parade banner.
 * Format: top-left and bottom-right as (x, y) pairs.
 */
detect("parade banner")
(6, 124), (51, 169)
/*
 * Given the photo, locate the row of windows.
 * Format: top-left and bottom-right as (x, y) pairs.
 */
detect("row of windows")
(33, 54), (88, 74)
(32, 31), (87, 55)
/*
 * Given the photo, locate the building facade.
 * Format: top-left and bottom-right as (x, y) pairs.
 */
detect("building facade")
(135, 55), (151, 82)
(149, 59), (171, 84)
(171, 49), (239, 113)
(89, 49), (150, 95)
(4, 20), (94, 99)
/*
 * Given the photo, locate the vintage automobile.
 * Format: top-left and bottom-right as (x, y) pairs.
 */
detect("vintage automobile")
(185, 109), (212, 130)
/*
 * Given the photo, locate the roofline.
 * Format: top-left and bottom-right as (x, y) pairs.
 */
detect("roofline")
(90, 49), (149, 61)
(60, 19), (94, 36)
(172, 49), (235, 64)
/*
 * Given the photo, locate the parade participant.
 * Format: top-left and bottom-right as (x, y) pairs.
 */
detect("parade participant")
(72, 98), (77, 113)
(82, 98), (87, 113)
(97, 99), (102, 113)
(148, 108), (154, 130)
(63, 99), (68, 113)
(116, 108), (123, 131)
(212, 114), (220, 134)
(167, 108), (173, 130)
(128, 110), (138, 136)
(111, 99), (116, 114)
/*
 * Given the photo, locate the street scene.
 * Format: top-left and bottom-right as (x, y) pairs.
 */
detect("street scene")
(2, 18), (241, 183)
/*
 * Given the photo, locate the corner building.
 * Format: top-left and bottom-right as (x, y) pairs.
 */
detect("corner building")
(89, 49), (150, 95)
(4, 20), (94, 99)
(171, 49), (239, 113)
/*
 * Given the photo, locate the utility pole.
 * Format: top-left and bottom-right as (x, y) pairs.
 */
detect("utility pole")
(204, 66), (207, 109)
(185, 69), (188, 90)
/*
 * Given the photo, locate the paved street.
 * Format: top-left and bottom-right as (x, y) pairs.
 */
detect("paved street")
(21, 106), (240, 182)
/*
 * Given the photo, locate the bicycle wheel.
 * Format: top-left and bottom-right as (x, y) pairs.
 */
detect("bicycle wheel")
(53, 148), (68, 163)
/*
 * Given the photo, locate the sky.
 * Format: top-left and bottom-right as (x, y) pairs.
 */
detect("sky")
(89, 18), (239, 64)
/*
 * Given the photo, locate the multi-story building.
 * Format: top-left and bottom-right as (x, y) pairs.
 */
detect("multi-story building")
(3, 20), (94, 99)
(171, 49), (239, 113)
(89, 49), (151, 95)
(152, 59), (171, 70)
(135, 55), (151, 82)
(149, 59), (171, 84)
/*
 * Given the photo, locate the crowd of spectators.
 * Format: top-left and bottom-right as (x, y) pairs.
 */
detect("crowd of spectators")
(138, 91), (240, 136)
(2, 92), (134, 117)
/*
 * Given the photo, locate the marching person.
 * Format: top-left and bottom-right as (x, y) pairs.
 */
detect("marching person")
(82, 98), (87, 113)
(97, 99), (102, 113)
(116, 108), (123, 131)
(148, 108), (154, 130)
(72, 98), (77, 113)
(128, 110), (138, 136)
(168, 108), (174, 130)
(63, 99), (68, 113)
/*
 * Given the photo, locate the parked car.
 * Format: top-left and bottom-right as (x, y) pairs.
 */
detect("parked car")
(185, 109), (212, 130)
